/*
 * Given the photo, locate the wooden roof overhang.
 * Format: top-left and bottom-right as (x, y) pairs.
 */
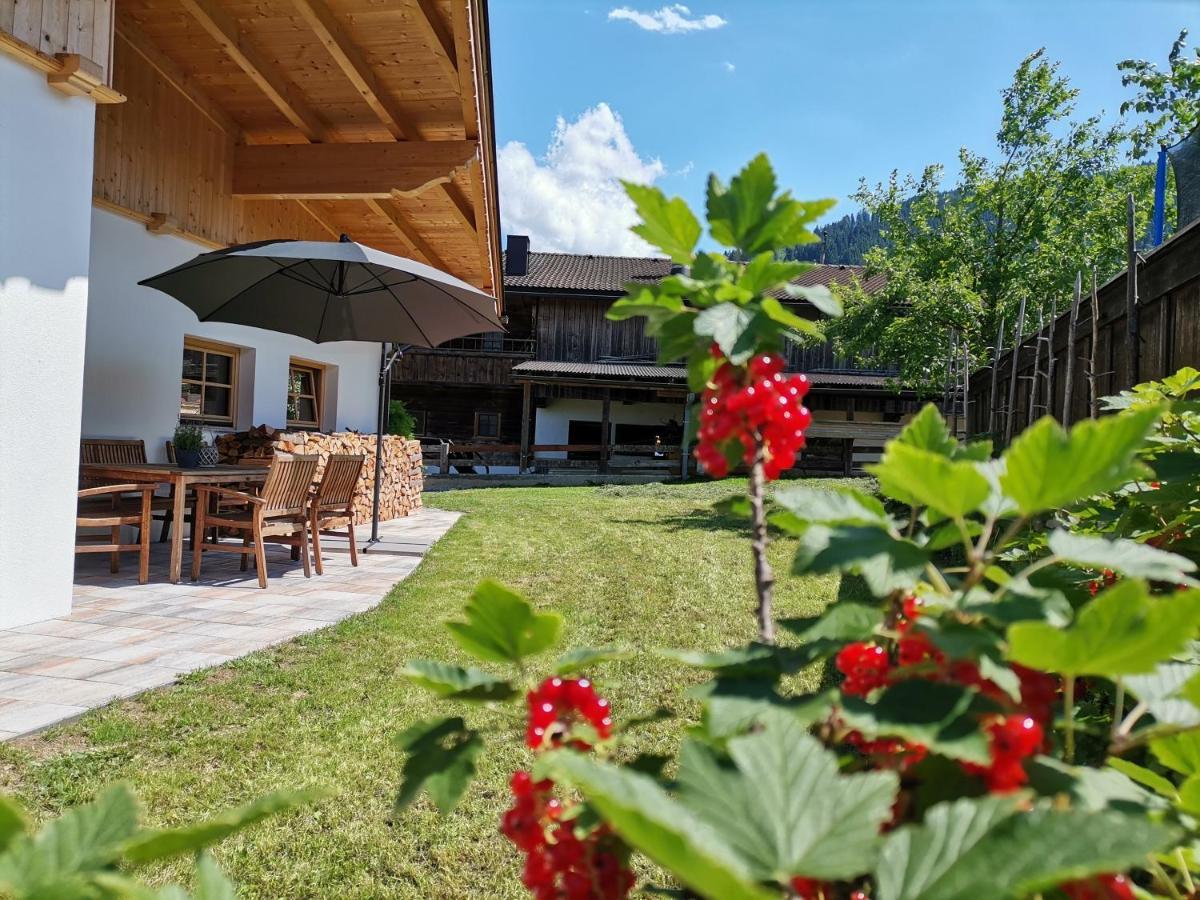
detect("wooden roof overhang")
(88, 0), (502, 302)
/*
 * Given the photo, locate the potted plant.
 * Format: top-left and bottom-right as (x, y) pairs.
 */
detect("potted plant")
(173, 422), (204, 467)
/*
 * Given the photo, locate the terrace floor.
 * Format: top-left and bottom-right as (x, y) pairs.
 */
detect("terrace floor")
(0, 508), (460, 739)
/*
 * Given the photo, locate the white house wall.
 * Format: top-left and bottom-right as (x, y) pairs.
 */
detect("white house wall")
(533, 397), (687, 460)
(0, 54), (96, 627)
(82, 208), (383, 456)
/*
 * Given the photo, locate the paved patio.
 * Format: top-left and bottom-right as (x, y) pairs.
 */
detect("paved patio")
(0, 507), (460, 739)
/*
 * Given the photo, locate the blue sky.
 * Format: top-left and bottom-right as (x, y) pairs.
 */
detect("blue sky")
(488, 0), (1195, 255)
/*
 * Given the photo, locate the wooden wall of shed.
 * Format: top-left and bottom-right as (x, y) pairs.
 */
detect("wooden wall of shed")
(534, 296), (658, 362)
(394, 351), (531, 386)
(968, 221), (1200, 436)
(92, 37), (326, 248)
(393, 384), (524, 443)
(1, 0), (113, 81)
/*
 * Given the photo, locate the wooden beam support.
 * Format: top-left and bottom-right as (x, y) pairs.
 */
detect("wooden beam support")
(232, 141), (477, 198)
(448, 0), (478, 141)
(520, 381), (532, 472)
(412, 0), (458, 81)
(290, 0), (422, 141)
(295, 201), (342, 239)
(146, 212), (181, 236)
(181, 0), (327, 141)
(0, 33), (125, 103)
(365, 198), (452, 274)
(440, 180), (478, 236)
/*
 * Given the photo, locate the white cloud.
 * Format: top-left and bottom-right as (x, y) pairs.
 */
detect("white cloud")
(723, 60), (736, 72)
(608, 4), (727, 34)
(498, 103), (665, 256)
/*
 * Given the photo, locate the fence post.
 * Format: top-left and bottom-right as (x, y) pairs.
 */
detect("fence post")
(1005, 298), (1027, 445)
(987, 316), (1005, 437)
(1126, 193), (1140, 385)
(1062, 273), (1081, 427)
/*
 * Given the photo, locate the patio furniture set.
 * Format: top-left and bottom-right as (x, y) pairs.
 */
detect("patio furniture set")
(76, 438), (366, 589)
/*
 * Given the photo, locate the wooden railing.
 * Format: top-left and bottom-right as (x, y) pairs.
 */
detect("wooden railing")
(422, 442), (681, 476)
(422, 336), (537, 355)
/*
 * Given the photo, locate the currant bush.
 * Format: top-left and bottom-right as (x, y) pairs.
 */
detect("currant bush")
(397, 159), (1200, 900)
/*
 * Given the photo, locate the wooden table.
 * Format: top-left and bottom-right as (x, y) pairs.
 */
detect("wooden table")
(79, 462), (269, 585)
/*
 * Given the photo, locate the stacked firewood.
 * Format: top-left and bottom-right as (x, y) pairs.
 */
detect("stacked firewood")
(216, 426), (424, 523)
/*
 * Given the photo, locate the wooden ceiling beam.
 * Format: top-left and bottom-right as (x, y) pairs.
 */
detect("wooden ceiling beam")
(365, 198), (453, 274)
(232, 141), (477, 198)
(295, 201), (343, 239)
(181, 0), (327, 142)
(412, 0), (458, 82)
(440, 178), (478, 238)
(291, 0), (422, 142)
(448, 0), (479, 141)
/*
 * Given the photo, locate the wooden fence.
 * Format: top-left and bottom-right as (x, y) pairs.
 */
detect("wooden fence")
(967, 217), (1200, 438)
(422, 420), (904, 479)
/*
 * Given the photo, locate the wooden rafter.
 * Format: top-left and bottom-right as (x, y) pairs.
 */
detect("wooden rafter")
(293, 0), (478, 242)
(295, 201), (342, 240)
(411, 0), (458, 82)
(448, 0), (479, 141)
(232, 141), (477, 199)
(180, 0), (327, 141)
(365, 198), (452, 274)
(291, 0), (421, 142)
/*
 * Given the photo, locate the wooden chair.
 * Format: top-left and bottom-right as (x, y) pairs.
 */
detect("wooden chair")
(308, 454), (367, 575)
(80, 438), (176, 535)
(76, 484), (155, 584)
(191, 454), (319, 589)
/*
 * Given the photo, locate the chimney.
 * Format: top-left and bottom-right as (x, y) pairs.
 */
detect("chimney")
(505, 235), (530, 277)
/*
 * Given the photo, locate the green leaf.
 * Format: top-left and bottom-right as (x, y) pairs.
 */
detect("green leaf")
(694, 303), (759, 364)
(706, 155), (833, 255)
(538, 751), (774, 900)
(759, 297), (822, 339)
(1007, 581), (1200, 677)
(779, 603), (884, 643)
(1048, 531), (1198, 585)
(623, 182), (700, 264)
(123, 789), (320, 863)
(445, 580), (562, 666)
(1124, 662), (1200, 727)
(793, 525), (928, 596)
(0, 784), (140, 892)
(895, 404), (958, 457)
(0, 797), (29, 856)
(1151, 731), (1200, 777)
(400, 660), (518, 702)
(1025, 756), (1163, 811)
(1000, 408), (1161, 515)
(839, 680), (993, 764)
(783, 283), (843, 317)
(691, 680), (834, 740)
(677, 718), (897, 882)
(773, 484), (892, 529)
(870, 442), (990, 518)
(553, 646), (632, 676)
(875, 796), (1180, 900)
(394, 717), (484, 815)
(1107, 758), (1179, 800)
(193, 852), (236, 900)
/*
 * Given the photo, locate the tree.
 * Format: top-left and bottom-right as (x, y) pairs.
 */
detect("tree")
(1120, 29), (1200, 160)
(826, 50), (1152, 389)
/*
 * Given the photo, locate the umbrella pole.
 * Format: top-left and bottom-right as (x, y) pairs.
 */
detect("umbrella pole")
(364, 341), (407, 552)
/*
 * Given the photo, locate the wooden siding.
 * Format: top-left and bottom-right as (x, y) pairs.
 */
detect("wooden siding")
(94, 39), (327, 247)
(534, 296), (658, 362)
(968, 219), (1200, 436)
(394, 350), (530, 387)
(1, 0), (114, 80)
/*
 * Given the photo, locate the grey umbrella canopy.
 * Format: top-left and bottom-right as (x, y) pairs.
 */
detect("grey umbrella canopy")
(138, 237), (502, 346)
(140, 236), (502, 550)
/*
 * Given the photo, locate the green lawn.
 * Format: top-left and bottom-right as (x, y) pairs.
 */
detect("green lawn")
(0, 479), (862, 898)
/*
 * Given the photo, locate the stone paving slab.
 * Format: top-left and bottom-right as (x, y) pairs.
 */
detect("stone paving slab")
(0, 508), (460, 738)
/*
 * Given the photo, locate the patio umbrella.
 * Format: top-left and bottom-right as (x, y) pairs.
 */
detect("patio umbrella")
(139, 236), (502, 546)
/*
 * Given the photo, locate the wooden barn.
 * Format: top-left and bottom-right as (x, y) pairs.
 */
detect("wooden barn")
(393, 236), (925, 477)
